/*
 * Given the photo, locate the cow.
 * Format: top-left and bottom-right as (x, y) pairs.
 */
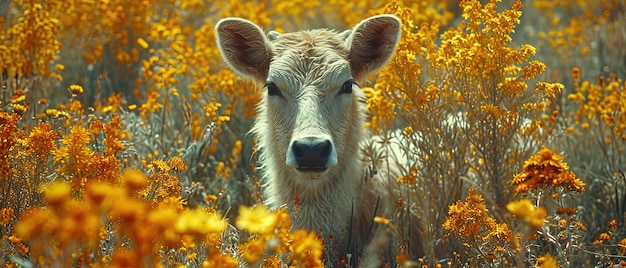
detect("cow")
(215, 15), (411, 264)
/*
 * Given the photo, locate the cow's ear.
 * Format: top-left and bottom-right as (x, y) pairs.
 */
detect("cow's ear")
(215, 18), (273, 83)
(346, 15), (401, 81)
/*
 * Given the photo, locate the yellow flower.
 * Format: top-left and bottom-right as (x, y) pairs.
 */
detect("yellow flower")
(102, 105), (114, 113)
(137, 37), (149, 49)
(104, 113), (125, 156)
(27, 122), (59, 159)
(374, 216), (393, 226)
(506, 199), (546, 229)
(123, 168), (149, 189)
(167, 156), (187, 172)
(239, 238), (265, 264)
(14, 208), (59, 241)
(597, 232), (610, 241)
(57, 199), (102, 245)
(522, 60), (546, 80)
(55, 64), (64, 72)
(10, 90), (26, 104)
(572, 67), (581, 80)
(175, 209), (224, 236)
(202, 248), (238, 268)
(109, 248), (141, 268)
(152, 159), (171, 172)
(142, 172), (182, 203)
(443, 189), (512, 248)
(43, 180), (71, 207)
(262, 256), (285, 267)
(11, 104), (28, 115)
(567, 92), (585, 102)
(236, 205), (278, 234)
(535, 82), (564, 98)
(88, 121), (104, 136)
(536, 253), (558, 268)
(290, 229), (324, 267)
(581, 122), (590, 130)
(1, 208), (14, 225)
(68, 84), (84, 95)
(109, 197), (146, 222)
(45, 109), (71, 119)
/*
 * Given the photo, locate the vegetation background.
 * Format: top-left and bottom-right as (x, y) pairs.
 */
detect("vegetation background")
(0, 0), (625, 267)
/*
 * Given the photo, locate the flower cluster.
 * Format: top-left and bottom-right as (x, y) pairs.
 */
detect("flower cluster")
(511, 146), (585, 194)
(569, 72), (626, 142)
(0, 1), (63, 80)
(443, 189), (513, 261)
(236, 205), (324, 266)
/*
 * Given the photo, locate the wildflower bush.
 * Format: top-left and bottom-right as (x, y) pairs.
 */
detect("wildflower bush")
(1, 0), (625, 267)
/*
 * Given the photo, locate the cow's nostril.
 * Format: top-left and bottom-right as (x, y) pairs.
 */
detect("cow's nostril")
(287, 137), (337, 172)
(292, 142), (304, 158)
(318, 140), (331, 159)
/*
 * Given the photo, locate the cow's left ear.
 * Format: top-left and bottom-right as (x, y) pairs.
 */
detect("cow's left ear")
(346, 15), (401, 82)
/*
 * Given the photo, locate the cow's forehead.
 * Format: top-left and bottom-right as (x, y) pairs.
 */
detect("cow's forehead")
(268, 30), (352, 92)
(272, 29), (348, 57)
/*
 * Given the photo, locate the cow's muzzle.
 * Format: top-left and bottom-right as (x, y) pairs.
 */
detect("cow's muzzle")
(286, 136), (338, 173)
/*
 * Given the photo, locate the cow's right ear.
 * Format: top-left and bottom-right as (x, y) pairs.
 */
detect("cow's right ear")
(215, 18), (273, 83)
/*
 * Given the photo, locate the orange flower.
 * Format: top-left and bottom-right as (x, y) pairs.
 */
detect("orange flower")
(109, 248), (141, 268)
(290, 229), (324, 267)
(239, 238), (266, 264)
(104, 114), (125, 156)
(397, 166), (418, 185)
(572, 67), (581, 80)
(1, 208), (14, 225)
(511, 146), (585, 194)
(597, 232), (610, 241)
(27, 122), (59, 159)
(152, 159), (171, 172)
(202, 248), (238, 268)
(123, 168), (149, 189)
(167, 156), (187, 172)
(443, 189), (512, 247)
(43, 181), (72, 207)
(14, 208), (59, 241)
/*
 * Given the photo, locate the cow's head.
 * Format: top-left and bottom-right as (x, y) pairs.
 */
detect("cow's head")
(216, 16), (401, 180)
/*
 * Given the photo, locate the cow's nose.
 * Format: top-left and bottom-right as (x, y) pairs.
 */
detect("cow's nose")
(286, 137), (337, 172)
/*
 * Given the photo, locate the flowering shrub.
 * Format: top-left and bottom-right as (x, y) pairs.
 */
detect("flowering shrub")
(1, 0), (626, 267)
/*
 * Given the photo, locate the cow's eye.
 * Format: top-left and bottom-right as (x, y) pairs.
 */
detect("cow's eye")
(339, 80), (355, 95)
(264, 82), (282, 96)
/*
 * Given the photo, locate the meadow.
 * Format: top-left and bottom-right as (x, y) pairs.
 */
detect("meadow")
(1, 0), (625, 267)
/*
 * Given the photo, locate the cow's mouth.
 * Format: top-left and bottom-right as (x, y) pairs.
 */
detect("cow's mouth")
(296, 167), (328, 173)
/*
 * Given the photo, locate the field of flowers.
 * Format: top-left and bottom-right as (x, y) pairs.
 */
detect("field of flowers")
(1, 0), (625, 267)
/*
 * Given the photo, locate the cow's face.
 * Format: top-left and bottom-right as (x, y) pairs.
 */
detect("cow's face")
(215, 15), (401, 180)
